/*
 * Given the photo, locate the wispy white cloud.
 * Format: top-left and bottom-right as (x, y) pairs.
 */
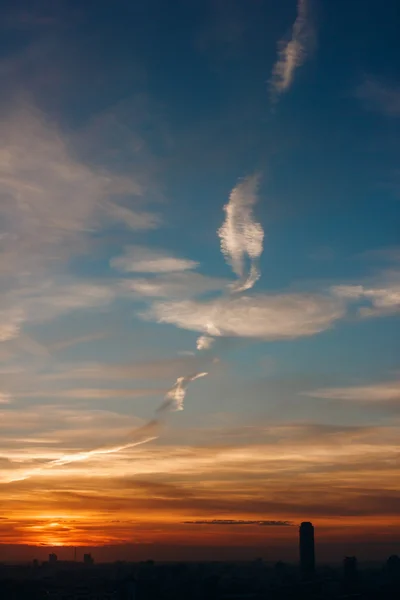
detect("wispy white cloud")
(104, 203), (160, 231)
(142, 293), (345, 340)
(0, 404), (144, 441)
(218, 174), (264, 292)
(332, 279), (400, 317)
(355, 78), (400, 116)
(0, 279), (116, 342)
(269, 0), (314, 100)
(303, 380), (400, 402)
(120, 271), (226, 299)
(111, 245), (198, 273)
(13, 388), (163, 400)
(0, 106), (158, 275)
(49, 331), (108, 352)
(0, 104), (162, 347)
(40, 356), (204, 383)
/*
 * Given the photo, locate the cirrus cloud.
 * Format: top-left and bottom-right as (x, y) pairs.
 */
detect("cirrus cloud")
(302, 380), (400, 403)
(355, 78), (400, 117)
(0, 106), (159, 275)
(111, 245), (198, 273)
(120, 271), (227, 299)
(269, 0), (314, 101)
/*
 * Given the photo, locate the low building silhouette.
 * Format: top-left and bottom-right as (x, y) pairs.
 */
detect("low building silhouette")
(343, 555), (358, 588)
(84, 553), (94, 565)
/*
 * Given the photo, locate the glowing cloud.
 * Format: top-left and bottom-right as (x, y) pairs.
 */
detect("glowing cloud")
(3, 421), (160, 484)
(218, 174), (264, 292)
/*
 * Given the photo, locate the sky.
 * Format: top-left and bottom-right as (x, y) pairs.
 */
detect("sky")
(0, 0), (399, 563)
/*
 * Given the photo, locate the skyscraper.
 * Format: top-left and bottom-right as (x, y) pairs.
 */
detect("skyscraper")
(299, 521), (315, 579)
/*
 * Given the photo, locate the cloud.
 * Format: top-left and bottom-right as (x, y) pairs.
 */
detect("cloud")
(332, 281), (400, 317)
(120, 271), (227, 299)
(23, 280), (115, 320)
(0, 106), (157, 274)
(0, 310), (23, 342)
(358, 246), (400, 264)
(143, 293), (345, 339)
(196, 335), (214, 351)
(158, 372), (208, 412)
(218, 174), (264, 292)
(302, 380), (400, 402)
(111, 245), (198, 273)
(0, 393), (11, 404)
(43, 356), (206, 383)
(1, 419), (399, 535)
(104, 203), (161, 231)
(355, 78), (400, 116)
(14, 388), (164, 400)
(0, 104), (162, 344)
(49, 331), (108, 351)
(0, 405), (146, 451)
(269, 0), (314, 100)
(183, 520), (294, 526)
(0, 279), (117, 342)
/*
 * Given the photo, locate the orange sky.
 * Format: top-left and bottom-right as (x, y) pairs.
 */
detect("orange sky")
(1, 414), (399, 562)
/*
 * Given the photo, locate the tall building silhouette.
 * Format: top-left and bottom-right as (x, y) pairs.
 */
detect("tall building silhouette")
(299, 521), (315, 579)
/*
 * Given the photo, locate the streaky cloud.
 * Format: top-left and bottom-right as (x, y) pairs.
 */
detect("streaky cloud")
(3, 420), (160, 483)
(183, 520), (294, 527)
(355, 78), (400, 117)
(302, 380), (400, 402)
(111, 245), (198, 273)
(269, 0), (314, 101)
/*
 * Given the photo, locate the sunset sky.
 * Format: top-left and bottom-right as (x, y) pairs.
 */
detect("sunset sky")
(0, 0), (399, 562)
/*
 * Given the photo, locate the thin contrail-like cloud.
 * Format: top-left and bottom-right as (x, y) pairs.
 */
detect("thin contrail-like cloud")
(2, 420), (159, 483)
(218, 174), (264, 293)
(269, 0), (314, 101)
(2, 372), (208, 483)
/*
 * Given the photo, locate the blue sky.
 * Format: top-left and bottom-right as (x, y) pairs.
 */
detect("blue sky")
(0, 0), (399, 557)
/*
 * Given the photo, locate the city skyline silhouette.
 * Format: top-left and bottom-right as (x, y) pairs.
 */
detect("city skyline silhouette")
(0, 0), (399, 589)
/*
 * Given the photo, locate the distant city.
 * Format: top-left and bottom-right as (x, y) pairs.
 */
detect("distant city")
(0, 523), (399, 599)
